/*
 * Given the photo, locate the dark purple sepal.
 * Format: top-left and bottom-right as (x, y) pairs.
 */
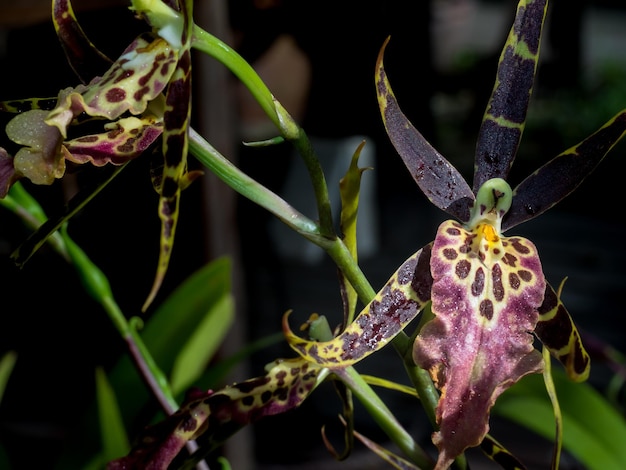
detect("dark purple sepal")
(376, 38), (474, 222)
(503, 110), (626, 230)
(472, 0), (548, 192)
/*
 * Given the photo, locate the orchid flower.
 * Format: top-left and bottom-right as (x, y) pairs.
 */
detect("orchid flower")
(0, 0), (198, 309)
(281, 0), (626, 467)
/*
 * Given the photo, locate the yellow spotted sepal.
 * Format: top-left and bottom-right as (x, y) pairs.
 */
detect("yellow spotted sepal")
(283, 246), (433, 368)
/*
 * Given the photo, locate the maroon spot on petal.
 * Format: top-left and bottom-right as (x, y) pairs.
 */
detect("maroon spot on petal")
(471, 268), (485, 296)
(274, 370), (287, 386)
(117, 138), (136, 154)
(106, 87), (126, 103)
(107, 128), (124, 139)
(179, 415), (198, 433)
(114, 69), (134, 83)
(479, 299), (494, 320)
(75, 135), (99, 143)
(502, 252), (518, 267)
(133, 86), (151, 102)
(261, 390), (272, 404)
(518, 270), (532, 282)
(446, 227), (461, 236)
(234, 376), (271, 394)
(510, 238), (530, 254)
(443, 248), (458, 260)
(509, 272), (521, 290)
(455, 260), (471, 279)
(492, 264), (504, 301)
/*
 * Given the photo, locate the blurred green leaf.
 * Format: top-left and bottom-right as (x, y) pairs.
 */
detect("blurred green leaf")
(55, 258), (233, 468)
(142, 256), (232, 381)
(0, 351), (17, 404)
(494, 367), (626, 470)
(170, 294), (234, 394)
(0, 351), (17, 469)
(95, 367), (130, 462)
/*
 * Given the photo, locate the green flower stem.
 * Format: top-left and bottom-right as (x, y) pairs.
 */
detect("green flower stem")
(288, 126), (335, 237)
(190, 28), (335, 238)
(62, 229), (180, 414)
(191, 26), (277, 128)
(126, 318), (179, 412)
(188, 127), (326, 243)
(337, 366), (434, 468)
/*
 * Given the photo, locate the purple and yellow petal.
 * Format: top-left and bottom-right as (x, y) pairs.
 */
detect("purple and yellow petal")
(535, 282), (590, 381)
(45, 34), (177, 137)
(107, 358), (321, 470)
(285, 247), (433, 367)
(65, 115), (163, 166)
(414, 217), (546, 468)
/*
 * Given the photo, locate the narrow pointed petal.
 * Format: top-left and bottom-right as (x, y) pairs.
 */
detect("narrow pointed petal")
(414, 220), (546, 468)
(285, 247), (433, 367)
(473, 0), (547, 192)
(376, 38), (474, 222)
(107, 358), (322, 470)
(143, 0), (194, 310)
(535, 282), (590, 381)
(503, 110), (626, 230)
(52, 0), (113, 83)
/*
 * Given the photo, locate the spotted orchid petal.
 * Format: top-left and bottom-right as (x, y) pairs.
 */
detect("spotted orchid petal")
(107, 357), (322, 470)
(284, 246), (432, 368)
(414, 179), (545, 469)
(64, 115), (163, 166)
(45, 33), (178, 138)
(143, 0), (196, 310)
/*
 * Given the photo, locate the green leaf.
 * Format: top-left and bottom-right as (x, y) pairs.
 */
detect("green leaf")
(141, 256), (232, 382)
(494, 367), (626, 470)
(169, 294), (234, 394)
(0, 350), (17, 404)
(95, 367), (129, 462)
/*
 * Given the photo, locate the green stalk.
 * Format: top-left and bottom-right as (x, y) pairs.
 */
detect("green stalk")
(188, 127), (324, 242)
(337, 366), (433, 468)
(190, 28), (335, 238)
(61, 228), (178, 413)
